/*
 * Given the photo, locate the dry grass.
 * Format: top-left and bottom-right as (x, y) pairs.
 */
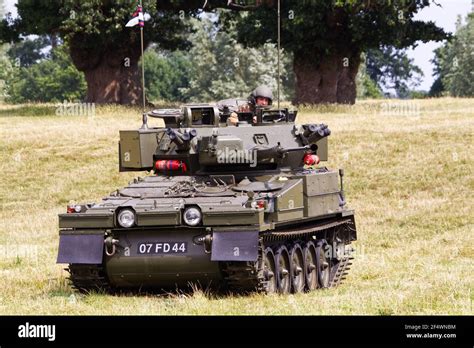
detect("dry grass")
(0, 98), (472, 315)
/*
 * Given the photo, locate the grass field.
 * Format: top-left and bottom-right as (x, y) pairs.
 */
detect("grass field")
(0, 98), (472, 315)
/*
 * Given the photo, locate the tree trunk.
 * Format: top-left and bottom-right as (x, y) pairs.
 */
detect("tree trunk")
(82, 57), (143, 105)
(293, 49), (361, 105)
(69, 40), (145, 105)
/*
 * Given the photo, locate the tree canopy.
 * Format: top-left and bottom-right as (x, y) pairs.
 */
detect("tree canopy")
(1, 0), (196, 104)
(366, 46), (423, 98)
(4, 43), (86, 103)
(430, 13), (474, 97)
(178, 16), (294, 102)
(224, 0), (448, 104)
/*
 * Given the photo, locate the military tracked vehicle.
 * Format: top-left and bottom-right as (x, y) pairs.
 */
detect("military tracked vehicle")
(57, 104), (357, 293)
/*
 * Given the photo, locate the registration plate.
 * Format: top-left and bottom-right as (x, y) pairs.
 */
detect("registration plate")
(137, 242), (187, 255)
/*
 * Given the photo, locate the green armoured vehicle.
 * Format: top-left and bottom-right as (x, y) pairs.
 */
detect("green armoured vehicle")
(57, 101), (357, 294)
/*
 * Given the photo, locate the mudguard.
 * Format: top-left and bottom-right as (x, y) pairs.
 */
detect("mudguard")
(57, 234), (104, 264)
(211, 231), (258, 262)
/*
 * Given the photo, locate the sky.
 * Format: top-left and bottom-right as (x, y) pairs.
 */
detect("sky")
(2, 0), (473, 91)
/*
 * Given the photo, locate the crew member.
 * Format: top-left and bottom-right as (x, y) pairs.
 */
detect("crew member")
(223, 85), (274, 126)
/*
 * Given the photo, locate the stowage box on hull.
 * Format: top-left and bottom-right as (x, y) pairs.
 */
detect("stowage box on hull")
(291, 171), (343, 217)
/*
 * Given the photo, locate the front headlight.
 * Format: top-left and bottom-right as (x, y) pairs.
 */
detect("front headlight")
(117, 209), (135, 228)
(183, 207), (202, 226)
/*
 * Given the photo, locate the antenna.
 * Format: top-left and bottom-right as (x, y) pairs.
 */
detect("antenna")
(140, 0), (148, 129)
(277, 0), (281, 109)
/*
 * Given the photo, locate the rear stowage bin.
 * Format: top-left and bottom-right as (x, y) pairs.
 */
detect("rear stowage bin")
(291, 171), (342, 217)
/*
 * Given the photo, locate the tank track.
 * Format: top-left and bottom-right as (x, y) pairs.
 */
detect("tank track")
(330, 255), (354, 288)
(221, 219), (355, 293)
(67, 264), (111, 293)
(220, 260), (264, 293)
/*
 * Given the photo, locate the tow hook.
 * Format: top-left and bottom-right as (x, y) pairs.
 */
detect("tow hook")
(194, 234), (213, 254)
(105, 236), (120, 257)
(204, 234), (213, 254)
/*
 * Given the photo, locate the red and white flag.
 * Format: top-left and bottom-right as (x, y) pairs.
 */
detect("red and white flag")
(126, 5), (145, 27)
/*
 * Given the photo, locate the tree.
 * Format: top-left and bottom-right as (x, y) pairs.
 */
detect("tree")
(356, 53), (383, 99)
(223, 0), (447, 104)
(141, 15), (294, 103)
(7, 36), (51, 67)
(0, 43), (13, 101)
(5, 44), (86, 103)
(1, 0), (449, 105)
(366, 46), (423, 98)
(0, 0), (11, 101)
(0, 0), (261, 105)
(142, 48), (192, 102)
(0, 1), (197, 104)
(431, 13), (474, 97)
(180, 16), (294, 102)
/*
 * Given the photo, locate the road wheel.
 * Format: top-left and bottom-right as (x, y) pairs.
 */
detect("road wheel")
(275, 245), (291, 294)
(316, 240), (330, 288)
(262, 247), (277, 293)
(303, 241), (318, 291)
(289, 244), (305, 293)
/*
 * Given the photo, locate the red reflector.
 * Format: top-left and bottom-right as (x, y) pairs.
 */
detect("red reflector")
(67, 206), (75, 214)
(257, 200), (266, 209)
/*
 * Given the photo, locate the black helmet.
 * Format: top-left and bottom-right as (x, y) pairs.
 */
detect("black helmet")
(249, 85), (273, 106)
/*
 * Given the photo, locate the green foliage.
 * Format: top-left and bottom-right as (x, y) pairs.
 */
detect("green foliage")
(431, 14), (474, 97)
(7, 36), (51, 67)
(0, 43), (13, 101)
(356, 55), (383, 99)
(429, 75), (444, 97)
(142, 48), (192, 102)
(127, 15), (295, 103)
(366, 46), (423, 98)
(219, 0), (447, 104)
(1, 1), (451, 104)
(5, 44), (86, 103)
(407, 90), (429, 99)
(357, 45), (425, 100)
(0, 2), (8, 101)
(181, 16), (294, 102)
(0, 1), (200, 104)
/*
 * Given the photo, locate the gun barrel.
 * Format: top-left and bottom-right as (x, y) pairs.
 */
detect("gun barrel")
(256, 144), (316, 160)
(279, 145), (310, 154)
